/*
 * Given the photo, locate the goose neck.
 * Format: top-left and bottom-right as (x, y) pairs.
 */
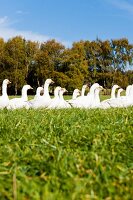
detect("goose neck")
(22, 88), (28, 101)
(36, 89), (41, 97)
(59, 92), (64, 100)
(54, 89), (60, 99)
(81, 87), (86, 96)
(111, 87), (116, 99)
(117, 91), (121, 98)
(94, 89), (100, 104)
(2, 83), (8, 97)
(43, 83), (50, 98)
(72, 92), (78, 100)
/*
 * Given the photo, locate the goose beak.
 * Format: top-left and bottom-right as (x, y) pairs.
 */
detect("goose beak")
(51, 80), (54, 84)
(30, 86), (33, 89)
(8, 80), (11, 84)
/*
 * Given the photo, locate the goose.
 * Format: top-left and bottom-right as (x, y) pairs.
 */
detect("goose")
(29, 86), (43, 106)
(0, 79), (11, 109)
(100, 85), (133, 109)
(67, 89), (81, 105)
(110, 84), (120, 99)
(56, 88), (71, 109)
(7, 85), (33, 109)
(47, 86), (61, 109)
(70, 83), (100, 108)
(68, 84), (88, 108)
(81, 83), (102, 108)
(34, 86), (44, 100)
(32, 78), (54, 108)
(125, 85), (132, 97)
(72, 89), (81, 99)
(81, 84), (88, 97)
(99, 84), (120, 109)
(91, 85), (103, 108)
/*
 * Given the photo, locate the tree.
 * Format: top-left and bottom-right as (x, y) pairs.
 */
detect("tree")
(5, 36), (27, 94)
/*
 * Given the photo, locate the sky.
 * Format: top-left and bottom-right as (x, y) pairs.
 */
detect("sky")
(0, 0), (133, 47)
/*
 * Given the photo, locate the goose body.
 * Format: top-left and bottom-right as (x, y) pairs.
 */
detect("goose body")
(32, 79), (54, 108)
(29, 86), (43, 106)
(55, 88), (71, 109)
(0, 79), (11, 109)
(70, 83), (100, 108)
(67, 89), (80, 105)
(34, 86), (43, 100)
(99, 84), (120, 109)
(100, 85), (133, 108)
(90, 86), (103, 108)
(7, 85), (32, 109)
(47, 86), (61, 109)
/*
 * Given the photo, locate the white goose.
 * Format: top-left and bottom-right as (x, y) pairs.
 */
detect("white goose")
(34, 86), (44, 100)
(110, 84), (120, 99)
(7, 85), (33, 109)
(32, 78), (54, 108)
(91, 85), (103, 108)
(70, 83), (100, 108)
(56, 88), (71, 109)
(100, 85), (133, 108)
(47, 86), (61, 109)
(81, 84), (88, 97)
(82, 83), (102, 108)
(68, 84), (88, 108)
(67, 89), (81, 105)
(72, 89), (81, 100)
(29, 86), (43, 106)
(99, 84), (120, 109)
(0, 79), (11, 109)
(125, 85), (132, 97)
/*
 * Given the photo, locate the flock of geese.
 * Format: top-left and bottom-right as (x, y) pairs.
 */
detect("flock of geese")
(0, 78), (133, 110)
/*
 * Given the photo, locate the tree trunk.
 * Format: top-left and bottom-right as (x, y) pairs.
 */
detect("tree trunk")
(15, 82), (17, 95)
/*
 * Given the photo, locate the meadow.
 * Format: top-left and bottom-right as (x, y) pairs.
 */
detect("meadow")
(0, 105), (133, 199)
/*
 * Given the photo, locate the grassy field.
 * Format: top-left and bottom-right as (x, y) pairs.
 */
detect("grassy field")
(0, 107), (133, 200)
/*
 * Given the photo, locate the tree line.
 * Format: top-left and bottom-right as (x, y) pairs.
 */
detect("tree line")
(0, 36), (133, 95)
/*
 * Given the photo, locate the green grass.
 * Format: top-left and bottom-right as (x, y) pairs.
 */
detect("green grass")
(0, 108), (133, 200)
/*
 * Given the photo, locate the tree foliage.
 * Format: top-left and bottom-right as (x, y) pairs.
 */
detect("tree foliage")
(0, 36), (133, 94)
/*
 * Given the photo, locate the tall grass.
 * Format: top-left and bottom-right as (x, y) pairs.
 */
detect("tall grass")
(0, 108), (133, 199)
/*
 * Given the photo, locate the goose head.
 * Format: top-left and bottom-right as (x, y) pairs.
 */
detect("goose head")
(94, 85), (103, 94)
(3, 79), (11, 85)
(90, 83), (100, 92)
(22, 85), (33, 91)
(21, 85), (33, 101)
(118, 88), (123, 93)
(72, 89), (81, 99)
(60, 88), (68, 95)
(36, 87), (44, 96)
(36, 86), (43, 93)
(112, 84), (120, 90)
(98, 85), (104, 91)
(45, 79), (54, 85)
(82, 84), (88, 90)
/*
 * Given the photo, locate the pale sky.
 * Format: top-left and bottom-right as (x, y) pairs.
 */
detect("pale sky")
(0, 0), (133, 47)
